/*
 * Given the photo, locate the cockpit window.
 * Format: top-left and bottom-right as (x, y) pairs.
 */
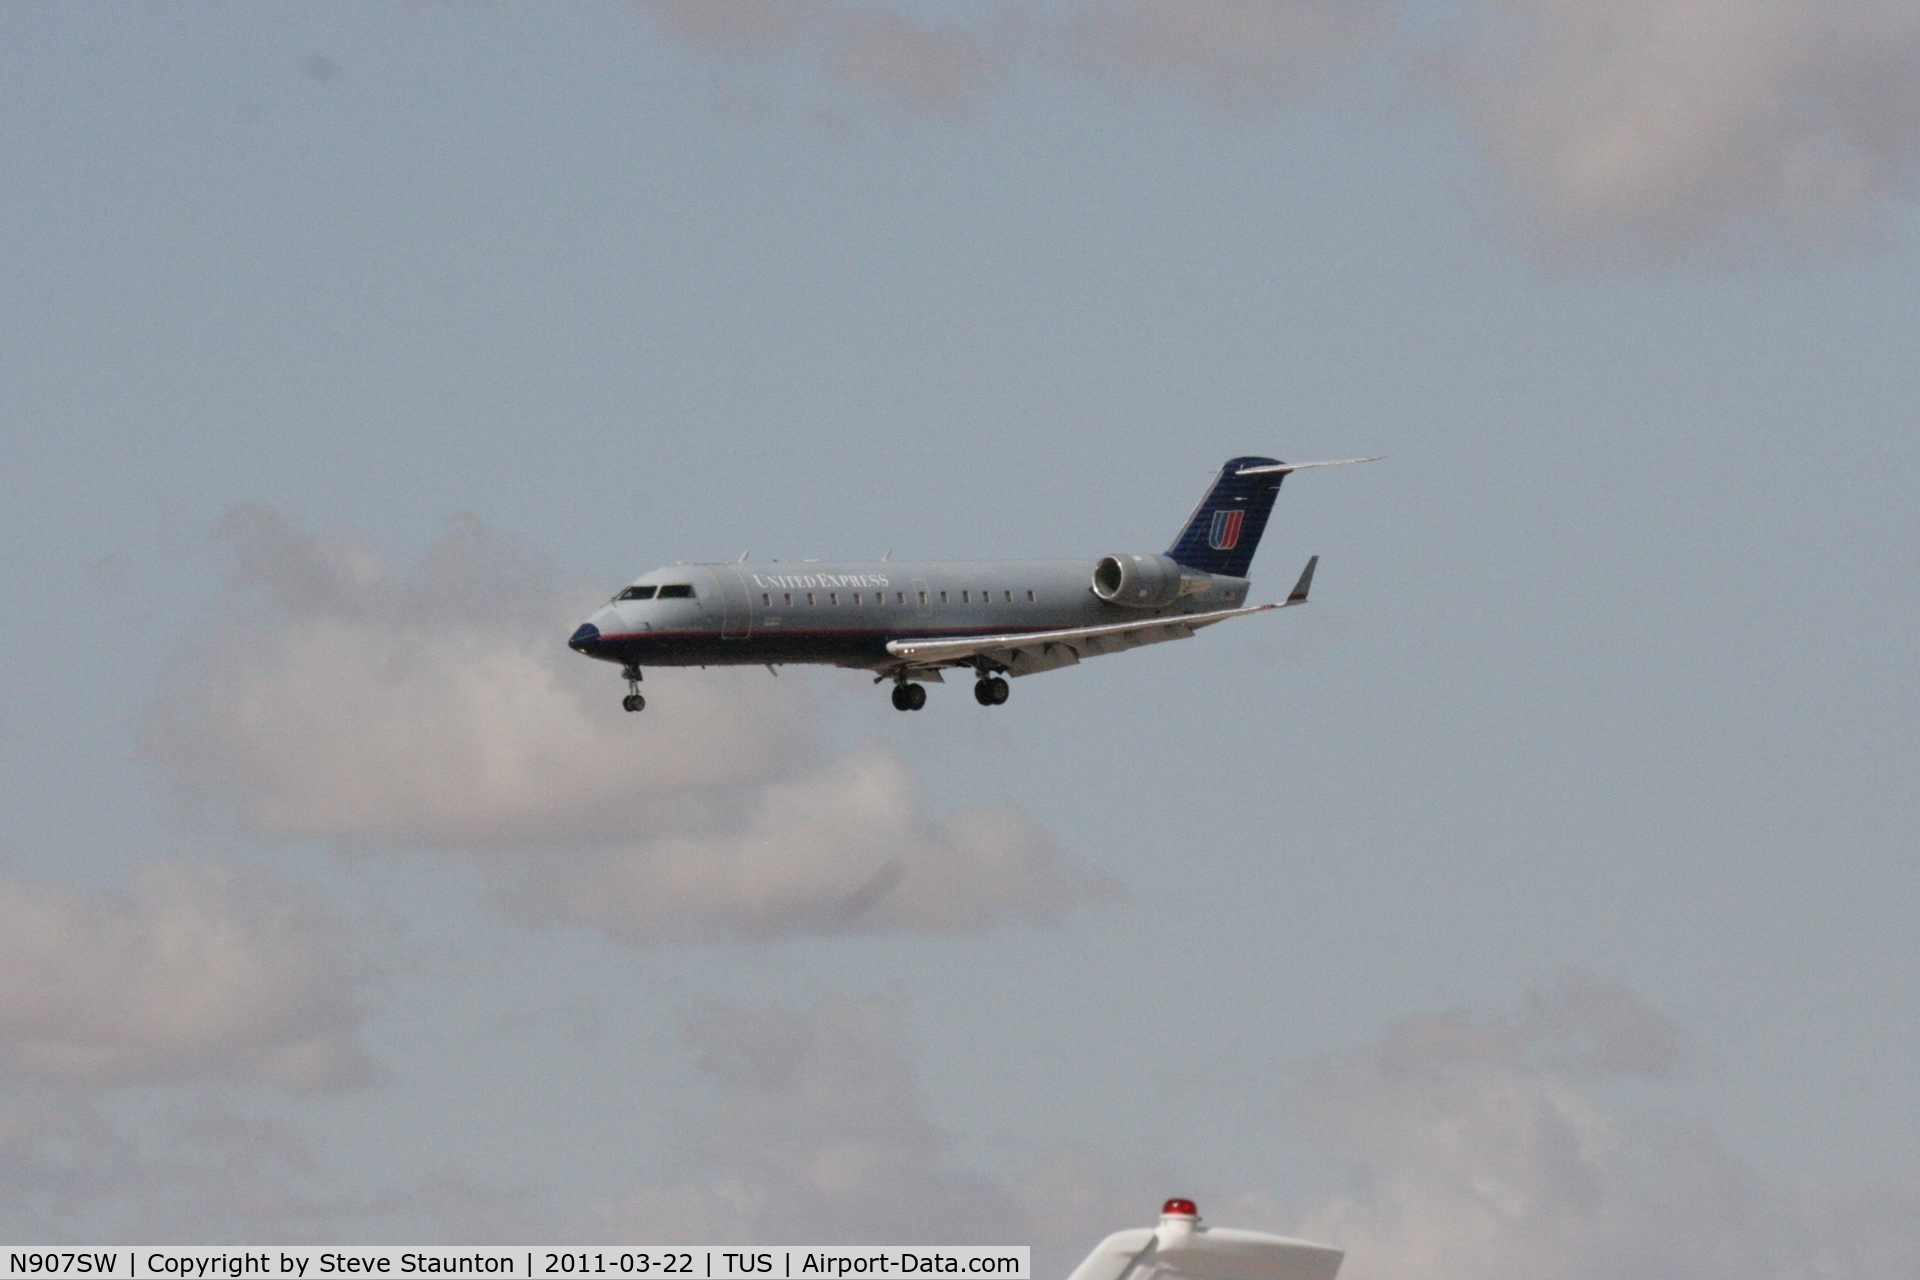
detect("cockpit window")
(616, 585), (657, 601)
(656, 583), (695, 599)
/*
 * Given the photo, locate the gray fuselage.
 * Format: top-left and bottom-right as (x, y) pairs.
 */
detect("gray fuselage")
(568, 559), (1252, 671)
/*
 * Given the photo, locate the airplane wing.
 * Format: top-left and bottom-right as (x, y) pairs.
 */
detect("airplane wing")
(1067, 1201), (1342, 1280)
(884, 556), (1317, 677)
(1068, 1227), (1343, 1280)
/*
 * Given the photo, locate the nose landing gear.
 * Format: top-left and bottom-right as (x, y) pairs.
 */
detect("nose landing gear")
(621, 665), (645, 713)
(890, 682), (928, 711)
(973, 675), (1010, 706)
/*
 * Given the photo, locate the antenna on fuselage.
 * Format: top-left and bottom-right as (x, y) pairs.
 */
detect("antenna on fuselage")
(882, 549), (892, 560)
(737, 550), (750, 562)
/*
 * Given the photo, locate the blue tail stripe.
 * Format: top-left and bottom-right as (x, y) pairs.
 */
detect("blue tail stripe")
(1166, 456), (1286, 578)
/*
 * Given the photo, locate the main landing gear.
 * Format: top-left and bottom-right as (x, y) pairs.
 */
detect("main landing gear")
(887, 675), (1006, 710)
(621, 665), (645, 713)
(974, 675), (1010, 706)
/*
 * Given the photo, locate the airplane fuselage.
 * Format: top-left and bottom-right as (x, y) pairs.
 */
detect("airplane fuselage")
(568, 558), (1253, 671)
(567, 453), (1379, 710)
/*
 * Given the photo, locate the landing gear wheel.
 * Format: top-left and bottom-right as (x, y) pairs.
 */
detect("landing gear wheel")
(974, 679), (995, 706)
(907, 682), (927, 710)
(988, 675), (1009, 705)
(622, 693), (645, 713)
(892, 683), (914, 712)
(620, 665), (644, 712)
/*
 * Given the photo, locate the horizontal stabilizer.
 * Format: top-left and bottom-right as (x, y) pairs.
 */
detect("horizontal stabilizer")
(1234, 456), (1383, 476)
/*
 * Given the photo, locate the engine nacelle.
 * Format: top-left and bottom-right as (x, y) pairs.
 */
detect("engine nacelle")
(1091, 554), (1210, 608)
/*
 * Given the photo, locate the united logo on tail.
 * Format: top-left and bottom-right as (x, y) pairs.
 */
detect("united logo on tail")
(1208, 508), (1244, 551)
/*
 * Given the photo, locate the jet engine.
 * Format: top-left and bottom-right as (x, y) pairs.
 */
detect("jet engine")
(1091, 554), (1211, 608)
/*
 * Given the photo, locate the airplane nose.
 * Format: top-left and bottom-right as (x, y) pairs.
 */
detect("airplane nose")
(568, 622), (601, 652)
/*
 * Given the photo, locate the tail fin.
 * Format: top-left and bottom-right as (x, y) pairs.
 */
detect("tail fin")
(1167, 455), (1384, 578)
(1166, 456), (1287, 578)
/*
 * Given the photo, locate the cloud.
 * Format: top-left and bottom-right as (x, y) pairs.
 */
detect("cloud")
(831, 9), (1000, 115)
(583, 999), (1018, 1242)
(1436, 0), (1920, 260)
(144, 509), (1114, 945)
(641, 0), (828, 57)
(634, 0), (1392, 117)
(1287, 975), (1920, 1280)
(144, 508), (809, 852)
(577, 998), (1162, 1247)
(635, 0), (1920, 261)
(565, 983), (1919, 1273)
(0, 1091), (429, 1243)
(0, 860), (378, 1093)
(509, 747), (1111, 943)
(1070, 0), (1394, 108)
(638, 0), (1002, 117)
(0, 856), (390, 1240)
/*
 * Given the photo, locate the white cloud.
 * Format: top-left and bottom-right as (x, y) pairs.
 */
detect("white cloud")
(0, 860), (378, 1093)
(1286, 976), (1920, 1279)
(1070, 0), (1393, 108)
(563, 984), (1920, 1273)
(830, 8), (1001, 115)
(641, 0), (828, 57)
(510, 747), (1109, 943)
(637, 0), (1920, 261)
(144, 509), (1115, 944)
(0, 833), (382, 1232)
(1438, 0), (1920, 260)
(146, 509), (810, 852)
(0, 1091), (430, 1242)
(583, 999), (1013, 1242)
(638, 0), (1002, 116)
(577, 998), (1157, 1246)
(635, 0), (1392, 117)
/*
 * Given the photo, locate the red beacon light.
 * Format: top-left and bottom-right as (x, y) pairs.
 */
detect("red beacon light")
(1162, 1199), (1199, 1218)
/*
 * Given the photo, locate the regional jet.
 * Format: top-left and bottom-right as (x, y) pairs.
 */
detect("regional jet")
(568, 455), (1378, 711)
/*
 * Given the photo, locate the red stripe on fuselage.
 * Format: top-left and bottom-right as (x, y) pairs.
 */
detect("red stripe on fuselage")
(591, 625), (1075, 643)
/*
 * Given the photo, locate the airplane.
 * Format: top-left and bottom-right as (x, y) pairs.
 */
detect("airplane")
(567, 455), (1379, 711)
(1069, 1198), (1342, 1280)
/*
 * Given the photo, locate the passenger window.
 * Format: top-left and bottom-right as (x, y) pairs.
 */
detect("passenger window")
(917, 591), (927, 605)
(897, 592), (906, 604)
(1026, 590), (1035, 602)
(806, 593), (816, 606)
(1004, 590), (1012, 602)
(761, 594), (771, 607)
(829, 592), (838, 605)
(852, 593), (861, 605)
(940, 591), (948, 604)
(784, 593), (793, 606)
(617, 585), (657, 601)
(657, 584), (694, 599)
(961, 590), (969, 603)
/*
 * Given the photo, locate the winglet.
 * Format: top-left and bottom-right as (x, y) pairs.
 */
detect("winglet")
(1284, 555), (1318, 606)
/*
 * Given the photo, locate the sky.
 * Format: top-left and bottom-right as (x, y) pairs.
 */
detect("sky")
(2, 0), (1918, 1270)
